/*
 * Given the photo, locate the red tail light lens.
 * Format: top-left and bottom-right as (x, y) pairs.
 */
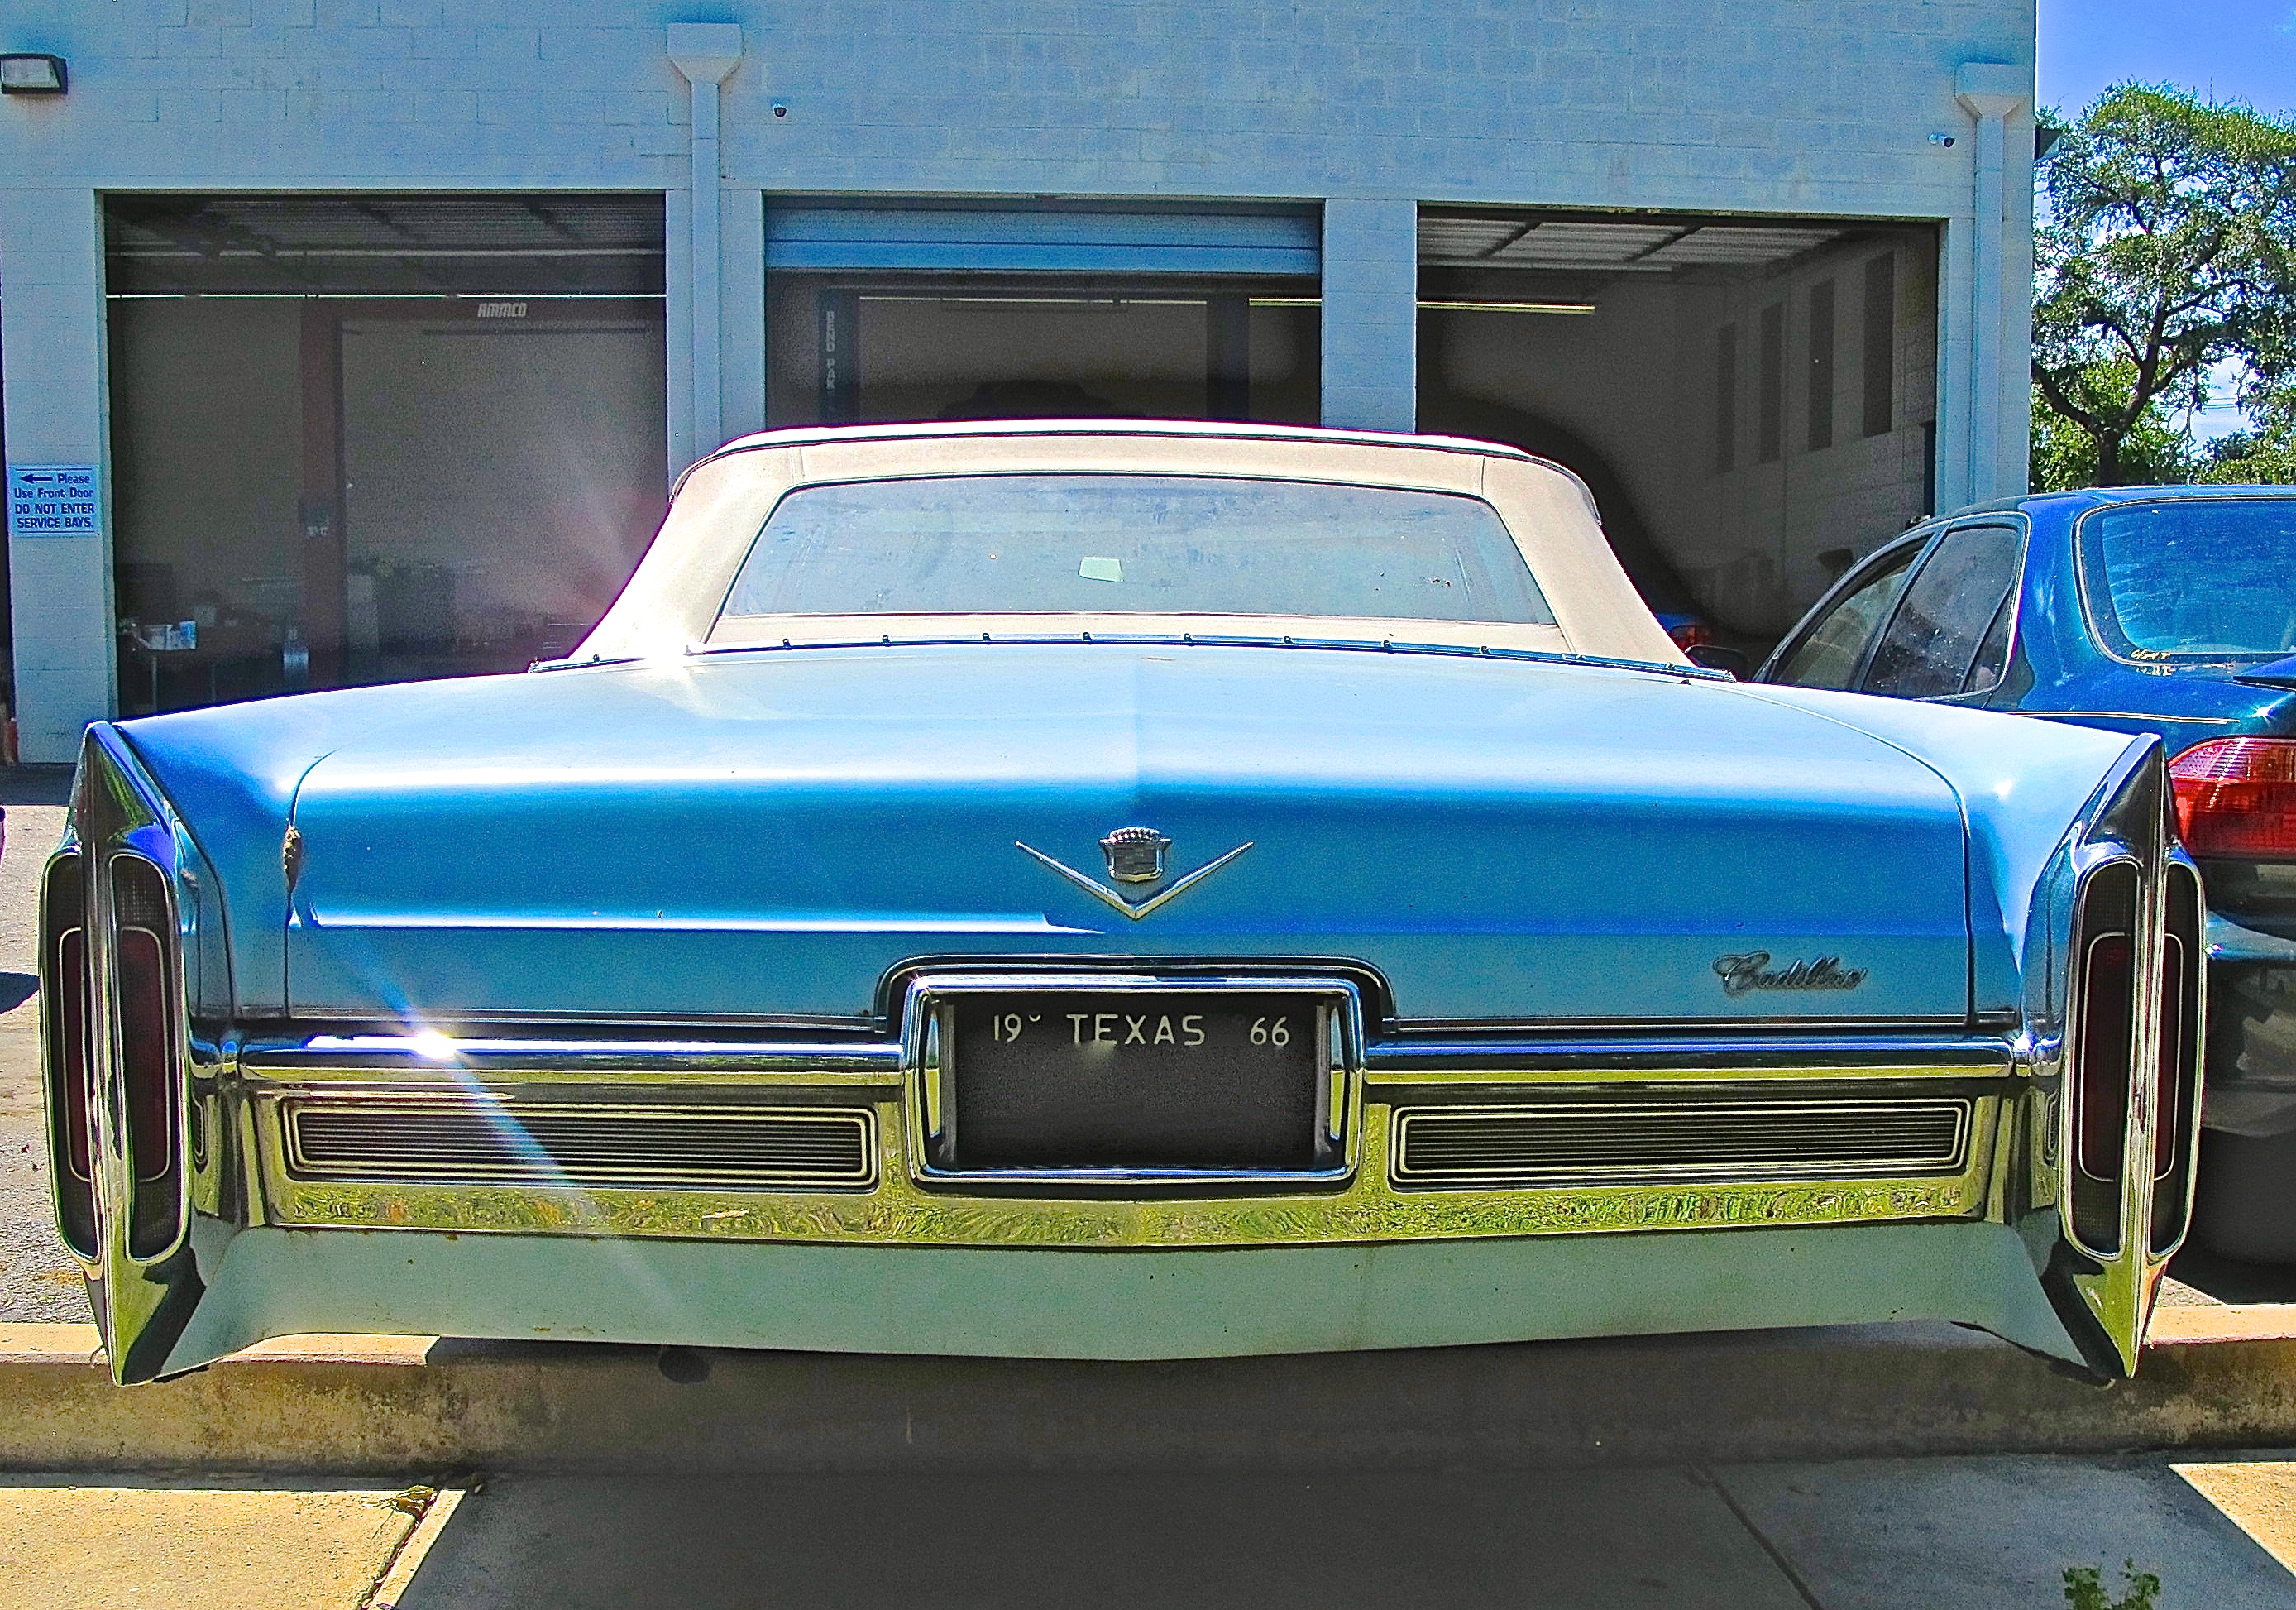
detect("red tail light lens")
(58, 927), (91, 1183)
(2170, 738), (2296, 860)
(116, 924), (174, 1183)
(2077, 932), (2135, 1181)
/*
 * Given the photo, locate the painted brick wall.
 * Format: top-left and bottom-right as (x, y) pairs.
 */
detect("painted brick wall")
(2, 2), (2029, 208)
(0, 0), (2035, 754)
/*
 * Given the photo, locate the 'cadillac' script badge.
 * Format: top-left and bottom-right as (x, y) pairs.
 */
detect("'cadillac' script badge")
(1016, 827), (1252, 922)
(1713, 951), (1868, 996)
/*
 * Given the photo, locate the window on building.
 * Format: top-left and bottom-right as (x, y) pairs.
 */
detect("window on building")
(103, 195), (667, 714)
(1758, 304), (1784, 464)
(1715, 323), (1738, 475)
(1807, 280), (1836, 452)
(1863, 253), (1896, 438)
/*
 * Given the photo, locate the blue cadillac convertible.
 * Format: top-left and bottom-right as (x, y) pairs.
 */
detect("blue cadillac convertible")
(43, 422), (2200, 1383)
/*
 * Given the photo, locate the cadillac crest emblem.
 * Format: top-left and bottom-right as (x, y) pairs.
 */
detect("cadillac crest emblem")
(1014, 828), (1254, 922)
(1101, 826), (1172, 884)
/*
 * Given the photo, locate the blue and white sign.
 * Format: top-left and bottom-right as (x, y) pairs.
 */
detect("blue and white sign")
(7, 464), (99, 539)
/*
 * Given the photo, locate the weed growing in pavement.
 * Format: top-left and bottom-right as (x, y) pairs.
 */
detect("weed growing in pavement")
(2064, 1560), (2162, 1610)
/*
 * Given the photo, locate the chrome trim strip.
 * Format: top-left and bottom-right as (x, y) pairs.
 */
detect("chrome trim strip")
(251, 1089), (2002, 1248)
(1366, 1035), (2014, 1080)
(2036, 712), (2241, 726)
(1388, 1015), (1974, 1033)
(303, 908), (1088, 934)
(678, 630), (1730, 683)
(243, 1030), (2014, 1083)
(245, 1035), (904, 1079)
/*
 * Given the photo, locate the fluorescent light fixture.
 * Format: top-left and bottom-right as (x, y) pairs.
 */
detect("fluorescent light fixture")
(0, 53), (66, 95)
(1247, 297), (1598, 315)
(1420, 299), (1597, 315)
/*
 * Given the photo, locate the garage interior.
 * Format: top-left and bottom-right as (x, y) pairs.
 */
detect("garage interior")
(93, 195), (1946, 716)
(763, 201), (1322, 430)
(1416, 208), (1941, 641)
(103, 194), (667, 712)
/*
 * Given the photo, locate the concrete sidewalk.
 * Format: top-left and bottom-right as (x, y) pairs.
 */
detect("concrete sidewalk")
(8, 1456), (2296, 1609)
(15, 1306), (2296, 1476)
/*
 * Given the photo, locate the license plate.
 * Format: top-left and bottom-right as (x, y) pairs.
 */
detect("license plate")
(944, 989), (1330, 1172)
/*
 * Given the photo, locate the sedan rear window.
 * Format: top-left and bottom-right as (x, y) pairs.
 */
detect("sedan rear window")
(2079, 500), (2296, 662)
(716, 473), (1555, 627)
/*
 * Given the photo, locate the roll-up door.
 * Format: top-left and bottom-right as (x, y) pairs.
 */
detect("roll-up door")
(766, 205), (1318, 276)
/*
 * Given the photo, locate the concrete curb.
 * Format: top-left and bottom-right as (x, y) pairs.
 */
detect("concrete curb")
(8, 1311), (2296, 1473)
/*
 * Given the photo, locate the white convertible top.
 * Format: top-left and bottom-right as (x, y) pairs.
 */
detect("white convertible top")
(578, 421), (1687, 666)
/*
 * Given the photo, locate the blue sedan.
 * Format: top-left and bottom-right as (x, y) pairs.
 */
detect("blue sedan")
(1759, 486), (2296, 1260)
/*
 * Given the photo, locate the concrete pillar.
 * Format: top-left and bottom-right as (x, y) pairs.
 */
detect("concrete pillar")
(1955, 62), (2032, 503)
(1933, 214), (1975, 514)
(669, 22), (744, 466)
(1320, 198), (1418, 434)
(721, 186), (767, 443)
(1, 187), (116, 761)
(663, 186), (694, 485)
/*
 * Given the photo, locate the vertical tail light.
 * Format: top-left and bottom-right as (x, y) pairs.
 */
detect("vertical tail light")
(2150, 863), (2204, 1253)
(39, 851), (97, 1261)
(2069, 862), (2141, 1255)
(2170, 738), (2296, 860)
(109, 855), (184, 1260)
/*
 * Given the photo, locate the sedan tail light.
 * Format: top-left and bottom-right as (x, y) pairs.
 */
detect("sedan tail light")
(2170, 738), (2296, 860)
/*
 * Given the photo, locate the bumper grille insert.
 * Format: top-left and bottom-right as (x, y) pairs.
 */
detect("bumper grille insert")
(1392, 1098), (1970, 1186)
(284, 1098), (877, 1191)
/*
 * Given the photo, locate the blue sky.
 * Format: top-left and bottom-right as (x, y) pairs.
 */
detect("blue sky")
(2039, 0), (2296, 439)
(2039, 0), (2295, 116)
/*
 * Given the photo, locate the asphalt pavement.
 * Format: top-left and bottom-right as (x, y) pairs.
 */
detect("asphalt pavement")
(0, 769), (82, 1324)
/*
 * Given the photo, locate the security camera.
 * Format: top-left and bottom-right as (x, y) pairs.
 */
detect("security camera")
(1928, 132), (1955, 146)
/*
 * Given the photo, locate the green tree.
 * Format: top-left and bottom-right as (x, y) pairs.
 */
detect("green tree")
(2198, 378), (2296, 482)
(2031, 375), (2194, 491)
(2199, 429), (2296, 482)
(2034, 85), (2296, 485)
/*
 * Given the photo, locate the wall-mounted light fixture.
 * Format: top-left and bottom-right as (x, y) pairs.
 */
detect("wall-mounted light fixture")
(0, 54), (67, 95)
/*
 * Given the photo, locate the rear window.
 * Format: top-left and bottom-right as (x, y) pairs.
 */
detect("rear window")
(2078, 500), (2296, 662)
(715, 473), (1555, 627)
